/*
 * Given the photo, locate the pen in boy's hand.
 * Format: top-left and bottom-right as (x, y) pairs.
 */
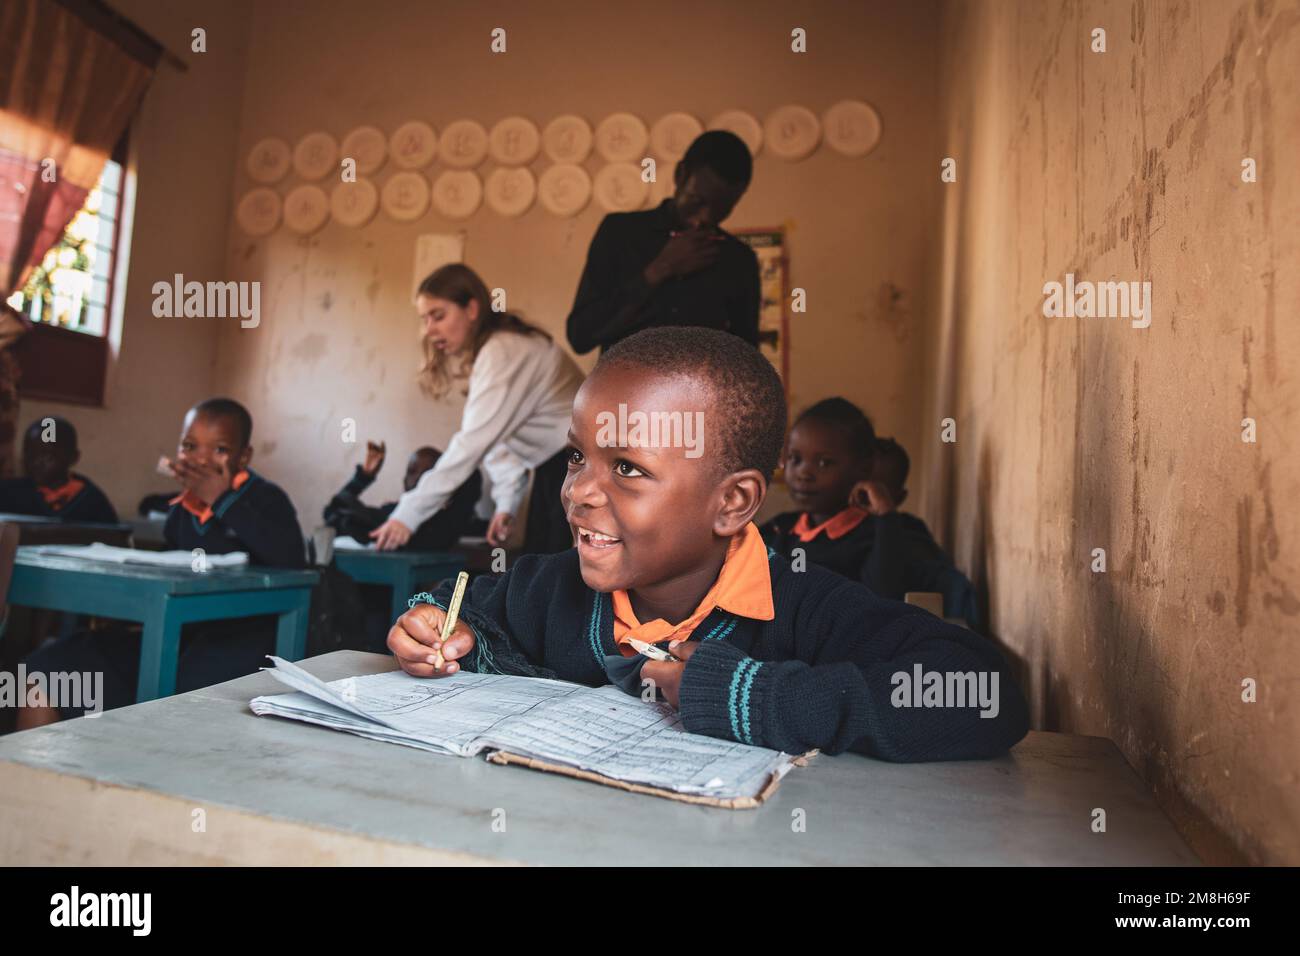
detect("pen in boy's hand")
(628, 637), (681, 663)
(435, 571), (469, 671)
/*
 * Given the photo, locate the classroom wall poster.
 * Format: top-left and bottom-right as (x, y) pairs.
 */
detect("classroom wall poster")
(735, 227), (790, 397)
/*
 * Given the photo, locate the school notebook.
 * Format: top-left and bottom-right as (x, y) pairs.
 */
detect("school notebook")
(249, 657), (802, 808)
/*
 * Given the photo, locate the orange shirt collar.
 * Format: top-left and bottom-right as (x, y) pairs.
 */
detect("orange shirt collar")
(169, 469), (250, 525)
(611, 522), (774, 655)
(791, 507), (868, 542)
(39, 477), (85, 511)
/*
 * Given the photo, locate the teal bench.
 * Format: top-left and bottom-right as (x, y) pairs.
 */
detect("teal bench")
(7, 546), (319, 702)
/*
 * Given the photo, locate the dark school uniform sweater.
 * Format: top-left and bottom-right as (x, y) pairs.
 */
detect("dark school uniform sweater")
(165, 469), (305, 568)
(25, 470), (305, 717)
(418, 548), (1029, 762)
(323, 465), (481, 552)
(761, 510), (951, 603)
(0, 473), (118, 524)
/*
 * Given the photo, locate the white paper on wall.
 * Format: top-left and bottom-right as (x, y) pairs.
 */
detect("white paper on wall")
(412, 232), (466, 295)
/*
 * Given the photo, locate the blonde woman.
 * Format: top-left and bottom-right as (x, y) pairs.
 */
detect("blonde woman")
(371, 264), (583, 553)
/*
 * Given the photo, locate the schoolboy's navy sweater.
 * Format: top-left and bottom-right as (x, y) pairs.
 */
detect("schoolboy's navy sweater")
(422, 547), (1029, 762)
(164, 469), (305, 567)
(0, 473), (118, 524)
(762, 510), (950, 602)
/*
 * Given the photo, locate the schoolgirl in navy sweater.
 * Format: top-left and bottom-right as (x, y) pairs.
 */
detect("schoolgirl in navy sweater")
(389, 328), (1028, 762)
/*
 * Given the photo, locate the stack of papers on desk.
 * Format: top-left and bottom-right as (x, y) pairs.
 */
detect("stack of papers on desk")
(34, 543), (250, 568)
(250, 657), (799, 807)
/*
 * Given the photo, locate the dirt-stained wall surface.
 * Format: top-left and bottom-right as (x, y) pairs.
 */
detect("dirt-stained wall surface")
(921, 0), (1300, 863)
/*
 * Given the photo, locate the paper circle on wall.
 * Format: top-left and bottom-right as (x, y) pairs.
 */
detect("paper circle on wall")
(594, 163), (649, 212)
(537, 164), (591, 217)
(390, 121), (438, 170)
(822, 100), (883, 158)
(439, 119), (488, 169)
(381, 171), (430, 222)
(340, 125), (388, 175)
(763, 105), (821, 161)
(485, 167), (536, 217)
(650, 112), (703, 161)
(246, 138), (291, 184)
(594, 113), (648, 163)
(431, 170), (482, 219)
(292, 132), (339, 181)
(283, 184), (330, 234)
(236, 187), (281, 236)
(330, 177), (378, 227)
(542, 114), (593, 164)
(708, 110), (763, 157)
(489, 116), (541, 166)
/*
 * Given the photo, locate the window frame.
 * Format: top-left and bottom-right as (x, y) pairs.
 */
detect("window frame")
(14, 128), (130, 408)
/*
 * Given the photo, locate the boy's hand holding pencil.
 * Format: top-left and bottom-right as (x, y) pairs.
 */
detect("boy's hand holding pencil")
(388, 572), (474, 678)
(639, 639), (700, 710)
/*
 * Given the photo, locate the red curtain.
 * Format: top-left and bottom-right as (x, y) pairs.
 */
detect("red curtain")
(0, 0), (156, 472)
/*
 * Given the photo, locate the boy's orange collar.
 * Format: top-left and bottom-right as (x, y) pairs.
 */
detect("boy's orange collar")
(170, 469), (250, 525)
(792, 507), (868, 542)
(611, 522), (774, 653)
(38, 476), (84, 511)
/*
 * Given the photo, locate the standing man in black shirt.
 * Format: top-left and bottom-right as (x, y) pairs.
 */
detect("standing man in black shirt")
(566, 130), (760, 354)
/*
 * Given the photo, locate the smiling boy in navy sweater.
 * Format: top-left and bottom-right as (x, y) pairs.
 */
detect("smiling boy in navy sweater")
(389, 328), (1028, 761)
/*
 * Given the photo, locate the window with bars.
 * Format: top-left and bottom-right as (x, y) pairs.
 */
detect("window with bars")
(10, 133), (129, 407)
(6, 156), (123, 335)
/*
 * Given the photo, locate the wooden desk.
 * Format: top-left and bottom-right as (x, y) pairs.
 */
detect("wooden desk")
(331, 549), (461, 623)
(0, 651), (1199, 865)
(6, 547), (319, 702)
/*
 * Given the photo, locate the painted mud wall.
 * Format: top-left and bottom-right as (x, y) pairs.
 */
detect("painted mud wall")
(920, 0), (1300, 863)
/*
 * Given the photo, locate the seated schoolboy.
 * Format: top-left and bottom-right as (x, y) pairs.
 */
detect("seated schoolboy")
(388, 328), (1028, 761)
(0, 417), (117, 523)
(323, 440), (480, 551)
(761, 400), (954, 604)
(16, 398), (304, 729)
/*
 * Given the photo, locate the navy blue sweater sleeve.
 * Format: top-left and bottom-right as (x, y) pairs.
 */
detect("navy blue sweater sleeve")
(862, 512), (907, 599)
(424, 556), (559, 678)
(565, 215), (656, 355)
(210, 481), (306, 568)
(678, 572), (1029, 761)
(72, 481), (119, 524)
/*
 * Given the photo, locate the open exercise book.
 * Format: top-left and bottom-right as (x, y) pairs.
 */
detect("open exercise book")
(250, 657), (802, 808)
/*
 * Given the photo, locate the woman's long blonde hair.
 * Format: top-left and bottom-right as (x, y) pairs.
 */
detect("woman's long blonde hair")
(416, 263), (550, 398)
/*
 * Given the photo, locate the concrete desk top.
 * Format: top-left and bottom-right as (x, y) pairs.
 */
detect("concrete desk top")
(0, 651), (1199, 866)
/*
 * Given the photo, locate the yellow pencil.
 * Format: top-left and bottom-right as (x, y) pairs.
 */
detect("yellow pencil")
(435, 571), (469, 671)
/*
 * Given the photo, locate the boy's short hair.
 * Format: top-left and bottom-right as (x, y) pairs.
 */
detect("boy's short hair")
(191, 397), (253, 448)
(794, 397), (877, 464)
(680, 130), (753, 189)
(873, 437), (910, 497)
(595, 327), (786, 479)
(24, 416), (77, 451)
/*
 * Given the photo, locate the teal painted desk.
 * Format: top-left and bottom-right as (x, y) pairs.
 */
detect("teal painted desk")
(331, 549), (463, 624)
(6, 547), (319, 702)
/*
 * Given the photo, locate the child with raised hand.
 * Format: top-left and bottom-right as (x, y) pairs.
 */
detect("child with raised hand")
(387, 328), (1027, 762)
(761, 399), (952, 603)
(323, 440), (481, 551)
